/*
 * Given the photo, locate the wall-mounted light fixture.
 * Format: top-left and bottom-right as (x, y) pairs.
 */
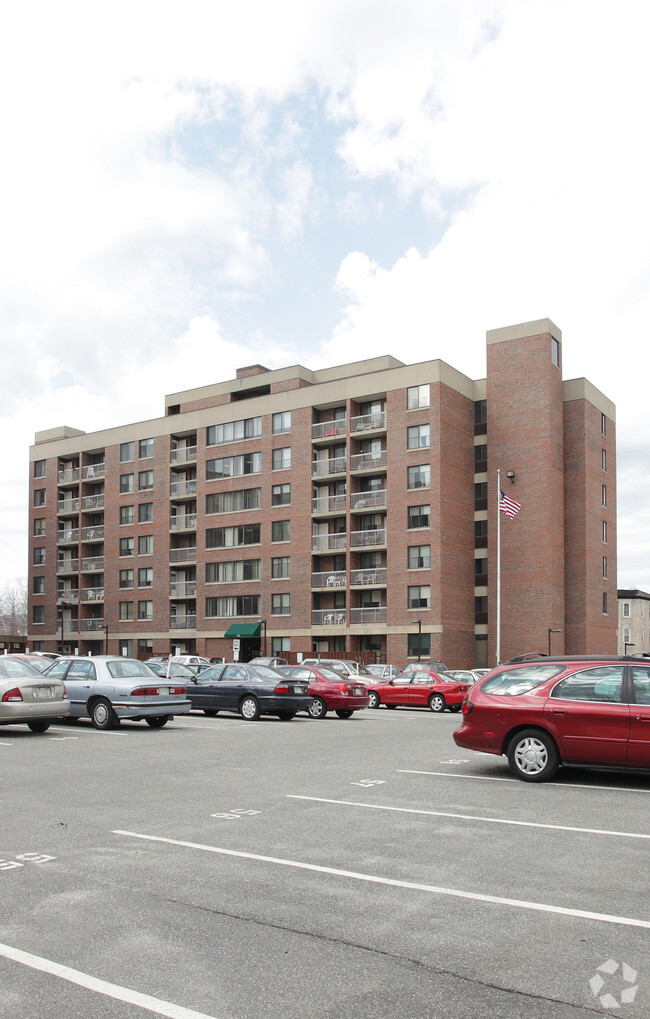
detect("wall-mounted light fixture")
(506, 470), (516, 484)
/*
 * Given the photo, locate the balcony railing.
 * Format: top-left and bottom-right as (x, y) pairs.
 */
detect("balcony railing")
(350, 490), (386, 511)
(66, 619), (79, 632)
(57, 467), (80, 484)
(57, 559), (79, 574)
(171, 445), (197, 464)
(312, 609), (347, 626)
(312, 533), (347, 552)
(350, 450), (387, 472)
(57, 499), (80, 514)
(312, 419), (347, 440)
(312, 457), (346, 477)
(82, 525), (104, 541)
(81, 588), (104, 602)
(350, 607), (386, 624)
(170, 615), (197, 629)
(350, 528), (386, 547)
(312, 493), (346, 514)
(81, 556), (104, 571)
(81, 618), (105, 631)
(170, 480), (197, 498)
(170, 581), (197, 597)
(350, 411), (386, 433)
(170, 546), (197, 563)
(311, 570), (346, 589)
(170, 514), (197, 531)
(351, 568), (387, 586)
(82, 462), (105, 480)
(56, 591), (79, 604)
(82, 494), (105, 510)
(57, 528), (79, 544)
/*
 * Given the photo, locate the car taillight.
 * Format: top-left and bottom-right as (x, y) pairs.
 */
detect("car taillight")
(338, 685), (350, 695)
(170, 686), (186, 695)
(63, 685), (68, 697)
(461, 701), (474, 715)
(2, 687), (23, 702)
(274, 684), (290, 694)
(130, 687), (159, 696)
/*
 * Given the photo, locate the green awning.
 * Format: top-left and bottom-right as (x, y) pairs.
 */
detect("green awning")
(224, 622), (261, 638)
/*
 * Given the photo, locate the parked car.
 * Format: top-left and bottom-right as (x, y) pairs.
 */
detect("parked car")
(171, 655), (212, 671)
(249, 657), (289, 668)
(3, 654), (57, 674)
(300, 659), (373, 679)
(453, 653), (650, 782)
(42, 656), (191, 729)
(364, 664), (401, 679)
(445, 669), (486, 686)
(401, 660), (448, 674)
(0, 657), (69, 733)
(278, 665), (370, 718)
(185, 662), (312, 720)
(145, 661), (197, 680)
(366, 669), (471, 712)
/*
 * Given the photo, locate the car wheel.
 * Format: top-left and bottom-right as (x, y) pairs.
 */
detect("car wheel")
(507, 729), (560, 782)
(27, 720), (51, 733)
(145, 716), (170, 728)
(335, 709), (354, 719)
(90, 698), (117, 730)
(428, 693), (446, 712)
(203, 709), (220, 717)
(367, 691), (381, 709)
(448, 704), (462, 713)
(277, 711), (295, 721)
(308, 697), (328, 719)
(240, 696), (261, 721)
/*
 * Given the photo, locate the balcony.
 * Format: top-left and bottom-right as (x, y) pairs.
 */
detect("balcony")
(81, 618), (105, 631)
(57, 528), (79, 545)
(171, 445), (197, 464)
(351, 567), (387, 586)
(170, 615), (197, 629)
(312, 457), (346, 478)
(312, 493), (346, 515)
(350, 450), (387, 472)
(312, 609), (346, 626)
(311, 570), (346, 589)
(82, 525), (104, 542)
(312, 419), (347, 441)
(81, 588), (104, 603)
(81, 556), (104, 572)
(56, 590), (79, 604)
(170, 480), (197, 498)
(170, 546), (197, 563)
(57, 559), (79, 574)
(57, 499), (80, 515)
(170, 514), (197, 531)
(82, 494), (105, 511)
(57, 467), (80, 485)
(350, 489), (386, 511)
(82, 462), (105, 480)
(350, 411), (386, 433)
(350, 607), (386, 624)
(170, 581), (197, 598)
(350, 528), (386, 548)
(312, 533), (347, 552)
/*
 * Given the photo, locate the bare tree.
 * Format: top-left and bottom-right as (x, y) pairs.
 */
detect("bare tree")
(0, 578), (28, 635)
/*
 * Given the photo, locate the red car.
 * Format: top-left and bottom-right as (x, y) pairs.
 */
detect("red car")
(366, 669), (471, 712)
(278, 666), (369, 719)
(454, 654), (650, 782)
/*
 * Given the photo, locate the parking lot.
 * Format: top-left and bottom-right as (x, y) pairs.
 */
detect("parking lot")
(2, 707), (648, 1018)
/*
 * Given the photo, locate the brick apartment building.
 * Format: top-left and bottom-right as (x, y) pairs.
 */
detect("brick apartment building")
(27, 318), (617, 668)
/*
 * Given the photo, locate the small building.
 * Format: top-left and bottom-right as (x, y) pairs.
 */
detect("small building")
(617, 589), (650, 656)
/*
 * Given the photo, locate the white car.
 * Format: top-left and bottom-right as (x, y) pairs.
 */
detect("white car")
(0, 657), (69, 733)
(364, 664), (401, 679)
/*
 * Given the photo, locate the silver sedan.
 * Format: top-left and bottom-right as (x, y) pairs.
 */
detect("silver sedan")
(0, 657), (69, 733)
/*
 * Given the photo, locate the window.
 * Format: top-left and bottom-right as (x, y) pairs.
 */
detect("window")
(603, 520), (608, 543)
(118, 639), (134, 656)
(603, 592), (608, 615)
(206, 417), (262, 445)
(120, 506), (134, 525)
(272, 484), (291, 506)
(120, 473), (135, 493)
(552, 666), (624, 703)
(272, 556), (290, 578)
(475, 482), (488, 510)
(33, 518), (46, 536)
(119, 537), (134, 557)
(602, 449), (607, 472)
(138, 535), (153, 555)
(272, 447), (291, 470)
(33, 576), (45, 594)
(623, 602), (631, 618)
(119, 569), (134, 588)
(475, 519), (488, 547)
(408, 585), (430, 609)
(32, 606), (45, 624)
(407, 424), (430, 449)
(407, 505), (430, 529)
(139, 438), (154, 458)
(551, 337), (560, 367)
(138, 502), (153, 523)
(474, 444), (487, 471)
(632, 668), (650, 705)
(475, 558), (488, 579)
(206, 559), (260, 583)
(206, 595), (260, 618)
(206, 489), (261, 514)
(272, 520), (290, 542)
(206, 524), (261, 548)
(33, 489), (46, 507)
(138, 470), (154, 491)
(119, 602), (134, 621)
(120, 441), (135, 462)
(272, 411), (291, 434)
(271, 593), (290, 615)
(602, 484), (607, 507)
(623, 627), (631, 644)
(206, 452), (261, 480)
(272, 637), (291, 654)
(407, 384), (429, 410)
(602, 556), (607, 579)
(138, 568), (153, 587)
(33, 547), (46, 565)
(408, 545), (430, 569)
(34, 459), (46, 478)
(138, 640), (153, 656)
(408, 632), (431, 657)
(407, 465), (430, 489)
(601, 413), (607, 436)
(137, 600), (153, 621)
(474, 400), (487, 430)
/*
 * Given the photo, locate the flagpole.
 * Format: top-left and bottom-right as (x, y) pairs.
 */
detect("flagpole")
(496, 469), (501, 665)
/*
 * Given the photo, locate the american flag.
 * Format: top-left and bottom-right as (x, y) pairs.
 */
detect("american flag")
(500, 490), (521, 518)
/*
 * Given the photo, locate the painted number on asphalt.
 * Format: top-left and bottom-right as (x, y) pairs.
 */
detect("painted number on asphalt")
(0, 853), (56, 871)
(211, 808), (262, 820)
(351, 779), (386, 787)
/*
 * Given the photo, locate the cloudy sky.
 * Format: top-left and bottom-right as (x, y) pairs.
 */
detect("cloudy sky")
(1, 0), (649, 593)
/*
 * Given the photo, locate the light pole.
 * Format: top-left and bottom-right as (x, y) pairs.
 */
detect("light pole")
(105, 623), (109, 656)
(258, 619), (267, 657)
(414, 619), (422, 661)
(58, 606), (64, 654)
(548, 628), (562, 655)
(625, 642), (635, 654)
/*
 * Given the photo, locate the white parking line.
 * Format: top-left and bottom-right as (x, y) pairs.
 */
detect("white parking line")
(0, 941), (219, 1019)
(112, 829), (650, 931)
(399, 769), (650, 793)
(286, 794), (650, 840)
(48, 726), (126, 737)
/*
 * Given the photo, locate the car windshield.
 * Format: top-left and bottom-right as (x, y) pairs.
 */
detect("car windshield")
(481, 664), (563, 696)
(253, 665), (283, 679)
(319, 668), (347, 681)
(0, 659), (41, 677)
(106, 660), (158, 679)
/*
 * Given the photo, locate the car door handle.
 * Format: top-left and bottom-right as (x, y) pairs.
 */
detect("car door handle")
(551, 708), (567, 715)
(635, 714), (650, 721)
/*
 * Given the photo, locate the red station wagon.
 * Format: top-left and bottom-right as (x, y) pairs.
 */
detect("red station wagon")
(454, 654), (650, 781)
